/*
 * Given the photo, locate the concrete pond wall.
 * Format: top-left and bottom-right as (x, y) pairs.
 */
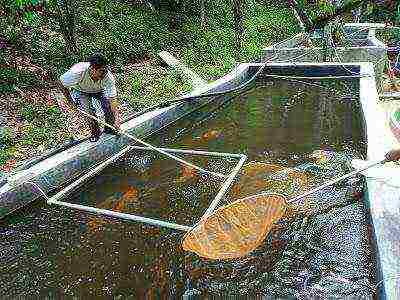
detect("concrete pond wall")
(261, 24), (387, 93)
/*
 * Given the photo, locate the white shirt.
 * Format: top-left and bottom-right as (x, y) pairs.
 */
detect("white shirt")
(59, 62), (117, 98)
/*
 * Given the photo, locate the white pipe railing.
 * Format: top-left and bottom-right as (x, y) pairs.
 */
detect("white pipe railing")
(43, 146), (246, 231)
(201, 154), (247, 219)
(46, 146), (132, 203)
(48, 199), (192, 231)
(78, 109), (226, 179)
(129, 146), (244, 158)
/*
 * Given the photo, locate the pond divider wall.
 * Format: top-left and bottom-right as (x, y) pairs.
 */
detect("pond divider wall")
(359, 62), (400, 300)
(261, 24), (387, 93)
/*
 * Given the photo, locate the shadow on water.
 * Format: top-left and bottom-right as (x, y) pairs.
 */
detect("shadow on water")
(0, 79), (379, 298)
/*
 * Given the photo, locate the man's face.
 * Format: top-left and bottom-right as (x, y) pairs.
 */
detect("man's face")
(90, 65), (107, 81)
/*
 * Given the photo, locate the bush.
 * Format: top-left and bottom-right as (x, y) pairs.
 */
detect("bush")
(22, 125), (49, 146)
(0, 127), (14, 147)
(0, 149), (12, 166)
(20, 104), (38, 122)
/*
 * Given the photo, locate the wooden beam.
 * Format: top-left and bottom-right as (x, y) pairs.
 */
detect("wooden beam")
(158, 51), (207, 88)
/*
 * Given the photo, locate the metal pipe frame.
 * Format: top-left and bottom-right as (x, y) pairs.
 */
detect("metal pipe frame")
(201, 153), (247, 219)
(47, 146), (247, 232)
(78, 109), (226, 179)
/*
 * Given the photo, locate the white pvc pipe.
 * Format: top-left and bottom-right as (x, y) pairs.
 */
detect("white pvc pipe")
(47, 146), (132, 204)
(287, 159), (385, 204)
(244, 159), (386, 206)
(129, 146), (244, 158)
(45, 146), (245, 232)
(48, 199), (192, 231)
(78, 109), (226, 179)
(201, 154), (248, 218)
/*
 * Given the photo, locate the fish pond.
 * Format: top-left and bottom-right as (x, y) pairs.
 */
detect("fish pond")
(0, 79), (379, 298)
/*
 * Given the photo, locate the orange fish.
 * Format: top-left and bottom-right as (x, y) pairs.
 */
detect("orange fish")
(113, 186), (139, 212)
(88, 186), (139, 231)
(201, 130), (221, 141)
(174, 165), (198, 183)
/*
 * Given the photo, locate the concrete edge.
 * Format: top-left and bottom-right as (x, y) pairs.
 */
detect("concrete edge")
(359, 62), (399, 300)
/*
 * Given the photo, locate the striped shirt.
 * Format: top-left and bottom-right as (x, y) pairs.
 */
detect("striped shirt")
(60, 62), (117, 98)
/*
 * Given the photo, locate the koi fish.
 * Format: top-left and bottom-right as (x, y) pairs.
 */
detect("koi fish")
(175, 165), (198, 183)
(309, 149), (335, 164)
(194, 129), (222, 142)
(88, 186), (139, 231)
(202, 129), (221, 141)
(113, 186), (139, 211)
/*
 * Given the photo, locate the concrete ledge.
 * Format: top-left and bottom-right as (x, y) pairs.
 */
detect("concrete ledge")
(260, 24), (387, 93)
(359, 63), (400, 300)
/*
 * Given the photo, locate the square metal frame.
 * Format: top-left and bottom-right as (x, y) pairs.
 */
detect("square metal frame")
(48, 145), (247, 231)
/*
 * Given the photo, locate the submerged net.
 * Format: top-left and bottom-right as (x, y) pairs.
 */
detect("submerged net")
(182, 194), (287, 259)
(182, 162), (312, 259)
(230, 161), (309, 203)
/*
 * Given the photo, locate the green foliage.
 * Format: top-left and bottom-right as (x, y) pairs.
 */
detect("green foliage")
(130, 74), (143, 98)
(0, 127), (14, 147)
(0, 149), (12, 165)
(22, 124), (49, 146)
(20, 101), (63, 127)
(0, 66), (42, 89)
(151, 69), (192, 98)
(21, 104), (37, 122)
(2, 0), (299, 89)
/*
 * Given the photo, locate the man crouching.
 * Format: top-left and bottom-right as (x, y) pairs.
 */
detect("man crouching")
(57, 53), (121, 142)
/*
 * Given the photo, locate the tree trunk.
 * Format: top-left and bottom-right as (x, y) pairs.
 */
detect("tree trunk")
(56, 0), (78, 55)
(200, 0), (207, 29)
(232, 0), (244, 61)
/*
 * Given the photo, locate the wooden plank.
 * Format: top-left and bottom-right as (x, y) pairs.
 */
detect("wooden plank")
(158, 51), (207, 88)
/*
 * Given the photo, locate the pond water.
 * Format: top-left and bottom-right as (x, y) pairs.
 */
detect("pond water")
(0, 79), (379, 298)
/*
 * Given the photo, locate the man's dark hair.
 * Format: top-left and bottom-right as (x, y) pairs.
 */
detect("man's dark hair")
(87, 53), (108, 68)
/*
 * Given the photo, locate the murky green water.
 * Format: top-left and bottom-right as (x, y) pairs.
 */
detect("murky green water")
(0, 79), (378, 298)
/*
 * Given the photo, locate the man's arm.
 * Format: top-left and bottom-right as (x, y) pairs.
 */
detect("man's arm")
(104, 72), (120, 129)
(57, 62), (86, 109)
(385, 149), (400, 162)
(56, 80), (76, 108)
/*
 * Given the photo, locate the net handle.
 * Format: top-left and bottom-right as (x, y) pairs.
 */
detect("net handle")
(287, 159), (386, 204)
(77, 108), (226, 179)
(238, 159), (386, 206)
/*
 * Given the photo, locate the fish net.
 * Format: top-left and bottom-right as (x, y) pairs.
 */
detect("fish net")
(182, 162), (312, 259)
(182, 150), (363, 260)
(182, 194), (287, 259)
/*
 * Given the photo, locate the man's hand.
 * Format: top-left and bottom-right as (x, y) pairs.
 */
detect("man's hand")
(385, 149), (400, 162)
(57, 80), (78, 111)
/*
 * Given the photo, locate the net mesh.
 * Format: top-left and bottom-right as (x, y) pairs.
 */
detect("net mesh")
(182, 194), (287, 259)
(182, 161), (312, 259)
(182, 151), (361, 259)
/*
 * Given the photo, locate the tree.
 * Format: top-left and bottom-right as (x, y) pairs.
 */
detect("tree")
(232, 0), (244, 61)
(50, 0), (78, 55)
(0, 0), (78, 55)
